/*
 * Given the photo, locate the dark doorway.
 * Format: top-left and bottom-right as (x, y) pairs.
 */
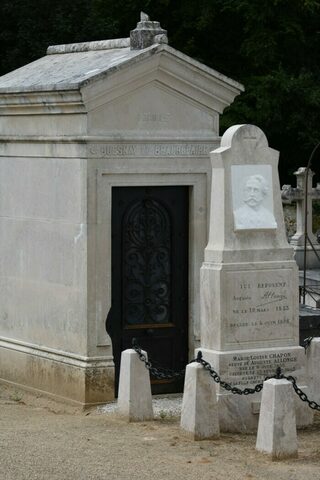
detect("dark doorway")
(107, 186), (189, 396)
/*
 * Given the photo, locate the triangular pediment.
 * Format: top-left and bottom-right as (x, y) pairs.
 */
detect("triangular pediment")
(87, 80), (218, 138)
(81, 46), (243, 138)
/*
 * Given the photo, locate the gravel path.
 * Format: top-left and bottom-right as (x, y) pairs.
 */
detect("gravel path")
(97, 394), (182, 418)
(1, 383), (320, 480)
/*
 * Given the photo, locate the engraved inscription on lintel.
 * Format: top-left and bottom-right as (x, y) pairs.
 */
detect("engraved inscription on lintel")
(137, 112), (171, 123)
(88, 143), (215, 158)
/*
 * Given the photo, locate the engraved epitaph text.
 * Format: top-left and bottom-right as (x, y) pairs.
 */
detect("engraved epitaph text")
(225, 270), (295, 346)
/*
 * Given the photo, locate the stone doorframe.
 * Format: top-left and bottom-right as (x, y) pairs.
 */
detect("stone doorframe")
(88, 160), (210, 372)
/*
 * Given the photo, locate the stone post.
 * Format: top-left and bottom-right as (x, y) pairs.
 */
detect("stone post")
(181, 362), (220, 440)
(256, 378), (297, 459)
(117, 349), (153, 421)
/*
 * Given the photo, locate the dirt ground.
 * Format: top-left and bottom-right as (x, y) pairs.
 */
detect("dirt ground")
(1, 383), (320, 480)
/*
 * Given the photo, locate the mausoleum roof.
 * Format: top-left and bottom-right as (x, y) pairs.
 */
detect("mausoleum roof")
(0, 39), (243, 94)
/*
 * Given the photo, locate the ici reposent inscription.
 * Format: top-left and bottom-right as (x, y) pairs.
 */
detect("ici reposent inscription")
(226, 270), (294, 345)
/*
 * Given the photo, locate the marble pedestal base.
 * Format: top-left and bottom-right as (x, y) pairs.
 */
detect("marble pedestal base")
(196, 346), (313, 433)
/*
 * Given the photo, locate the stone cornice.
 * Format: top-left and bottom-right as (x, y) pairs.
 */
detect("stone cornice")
(47, 38), (130, 54)
(0, 90), (85, 115)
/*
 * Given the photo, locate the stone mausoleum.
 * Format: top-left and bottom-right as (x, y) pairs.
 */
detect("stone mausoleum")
(0, 15), (243, 405)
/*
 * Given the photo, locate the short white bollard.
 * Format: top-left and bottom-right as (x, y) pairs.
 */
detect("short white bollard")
(180, 362), (220, 440)
(307, 337), (320, 404)
(117, 349), (154, 421)
(256, 378), (297, 459)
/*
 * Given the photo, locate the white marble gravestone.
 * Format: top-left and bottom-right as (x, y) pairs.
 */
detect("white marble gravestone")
(199, 124), (312, 432)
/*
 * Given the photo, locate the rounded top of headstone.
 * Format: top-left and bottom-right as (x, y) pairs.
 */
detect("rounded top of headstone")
(294, 166), (315, 177)
(220, 124), (269, 149)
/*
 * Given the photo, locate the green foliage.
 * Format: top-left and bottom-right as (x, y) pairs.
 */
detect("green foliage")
(221, 68), (320, 179)
(0, 0), (319, 183)
(0, 0), (120, 72)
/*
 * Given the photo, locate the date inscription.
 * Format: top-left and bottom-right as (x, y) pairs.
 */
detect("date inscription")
(226, 270), (296, 345)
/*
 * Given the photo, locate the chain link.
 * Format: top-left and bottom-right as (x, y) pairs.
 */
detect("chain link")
(132, 339), (185, 380)
(192, 351), (263, 395)
(271, 368), (320, 411)
(131, 340), (320, 410)
(302, 336), (314, 352)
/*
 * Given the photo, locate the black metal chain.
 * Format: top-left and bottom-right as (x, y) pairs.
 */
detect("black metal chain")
(195, 353), (320, 410)
(303, 336), (314, 352)
(271, 367), (320, 411)
(131, 338), (185, 380)
(131, 340), (320, 410)
(193, 351), (263, 395)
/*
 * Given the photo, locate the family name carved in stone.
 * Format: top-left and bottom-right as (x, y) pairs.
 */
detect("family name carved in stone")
(88, 143), (216, 158)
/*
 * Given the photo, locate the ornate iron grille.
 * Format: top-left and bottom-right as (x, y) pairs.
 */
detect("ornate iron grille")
(122, 198), (171, 325)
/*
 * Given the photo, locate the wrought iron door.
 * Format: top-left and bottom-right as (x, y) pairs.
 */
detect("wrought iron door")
(107, 186), (189, 395)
